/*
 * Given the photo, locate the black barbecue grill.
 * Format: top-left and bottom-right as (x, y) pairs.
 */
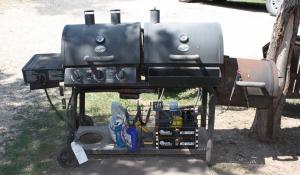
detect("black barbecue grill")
(23, 9), (223, 89)
(22, 9), (224, 168)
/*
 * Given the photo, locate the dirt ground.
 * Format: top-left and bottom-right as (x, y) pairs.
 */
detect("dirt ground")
(0, 0), (300, 174)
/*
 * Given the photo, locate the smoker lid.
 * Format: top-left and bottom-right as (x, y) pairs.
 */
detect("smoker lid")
(62, 23), (141, 67)
(143, 22), (224, 66)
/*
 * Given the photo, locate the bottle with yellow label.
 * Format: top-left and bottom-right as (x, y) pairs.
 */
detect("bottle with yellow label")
(171, 115), (183, 128)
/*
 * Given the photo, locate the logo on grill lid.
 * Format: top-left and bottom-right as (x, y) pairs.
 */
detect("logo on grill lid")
(95, 45), (106, 53)
(177, 44), (189, 52)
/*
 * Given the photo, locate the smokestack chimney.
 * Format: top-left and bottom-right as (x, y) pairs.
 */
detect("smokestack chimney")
(84, 10), (95, 25)
(110, 9), (121, 24)
(150, 8), (160, 23)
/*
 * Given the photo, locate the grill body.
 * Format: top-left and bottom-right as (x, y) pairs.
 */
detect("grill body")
(144, 22), (223, 66)
(143, 22), (224, 87)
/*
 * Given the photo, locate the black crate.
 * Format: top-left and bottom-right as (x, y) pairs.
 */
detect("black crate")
(156, 108), (199, 149)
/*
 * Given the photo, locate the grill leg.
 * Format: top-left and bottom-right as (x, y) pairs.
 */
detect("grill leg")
(201, 89), (208, 127)
(79, 92), (85, 116)
(60, 89), (79, 168)
(66, 88), (78, 143)
(78, 91), (94, 126)
(206, 91), (216, 166)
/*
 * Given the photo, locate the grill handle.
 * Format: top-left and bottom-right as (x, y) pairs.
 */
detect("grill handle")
(235, 81), (266, 88)
(235, 81), (269, 96)
(169, 54), (200, 61)
(84, 55), (115, 62)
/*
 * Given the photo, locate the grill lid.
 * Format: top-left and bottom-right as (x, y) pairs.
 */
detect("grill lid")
(144, 22), (224, 66)
(62, 23), (141, 67)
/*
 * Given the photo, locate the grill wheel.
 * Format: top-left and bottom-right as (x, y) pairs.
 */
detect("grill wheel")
(80, 115), (94, 126)
(57, 146), (79, 168)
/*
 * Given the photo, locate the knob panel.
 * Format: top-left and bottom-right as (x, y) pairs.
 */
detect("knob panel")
(64, 67), (136, 86)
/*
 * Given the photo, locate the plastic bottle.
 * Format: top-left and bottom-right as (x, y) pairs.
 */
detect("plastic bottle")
(126, 127), (138, 152)
(115, 124), (126, 148)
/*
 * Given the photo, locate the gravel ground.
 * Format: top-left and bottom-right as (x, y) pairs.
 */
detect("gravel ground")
(0, 0), (299, 174)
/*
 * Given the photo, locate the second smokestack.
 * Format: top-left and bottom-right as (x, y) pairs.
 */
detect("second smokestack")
(150, 8), (160, 23)
(110, 9), (121, 24)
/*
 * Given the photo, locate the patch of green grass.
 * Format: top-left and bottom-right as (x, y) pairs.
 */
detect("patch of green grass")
(0, 110), (65, 175)
(85, 89), (199, 122)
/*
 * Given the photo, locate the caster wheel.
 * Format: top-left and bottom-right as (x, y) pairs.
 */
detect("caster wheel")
(206, 139), (213, 166)
(57, 146), (79, 168)
(80, 115), (94, 126)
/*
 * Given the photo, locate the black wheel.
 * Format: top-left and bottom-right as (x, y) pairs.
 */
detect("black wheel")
(57, 146), (79, 168)
(206, 139), (213, 166)
(80, 115), (94, 126)
(266, 0), (282, 16)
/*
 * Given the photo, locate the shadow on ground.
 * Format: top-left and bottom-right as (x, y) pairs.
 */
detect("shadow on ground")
(212, 127), (300, 174)
(0, 76), (67, 174)
(282, 101), (300, 119)
(56, 157), (208, 175)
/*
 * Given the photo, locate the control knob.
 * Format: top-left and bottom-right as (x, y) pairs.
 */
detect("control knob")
(72, 69), (82, 82)
(116, 69), (126, 81)
(93, 69), (105, 82)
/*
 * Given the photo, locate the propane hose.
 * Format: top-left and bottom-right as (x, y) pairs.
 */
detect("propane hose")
(44, 88), (65, 121)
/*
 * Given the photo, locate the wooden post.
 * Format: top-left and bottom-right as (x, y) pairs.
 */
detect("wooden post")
(251, 0), (300, 142)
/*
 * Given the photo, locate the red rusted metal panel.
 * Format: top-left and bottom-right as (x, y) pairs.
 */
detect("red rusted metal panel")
(216, 57), (279, 109)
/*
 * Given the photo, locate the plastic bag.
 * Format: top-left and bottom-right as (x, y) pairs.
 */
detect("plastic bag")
(108, 102), (138, 150)
(108, 102), (127, 143)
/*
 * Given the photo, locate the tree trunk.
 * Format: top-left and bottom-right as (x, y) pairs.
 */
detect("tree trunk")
(251, 0), (300, 142)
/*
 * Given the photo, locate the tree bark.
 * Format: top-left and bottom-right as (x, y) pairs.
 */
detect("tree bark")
(251, 0), (300, 142)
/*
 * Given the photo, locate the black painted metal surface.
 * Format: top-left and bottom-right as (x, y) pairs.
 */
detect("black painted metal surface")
(62, 23), (141, 67)
(143, 22), (224, 66)
(22, 53), (64, 89)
